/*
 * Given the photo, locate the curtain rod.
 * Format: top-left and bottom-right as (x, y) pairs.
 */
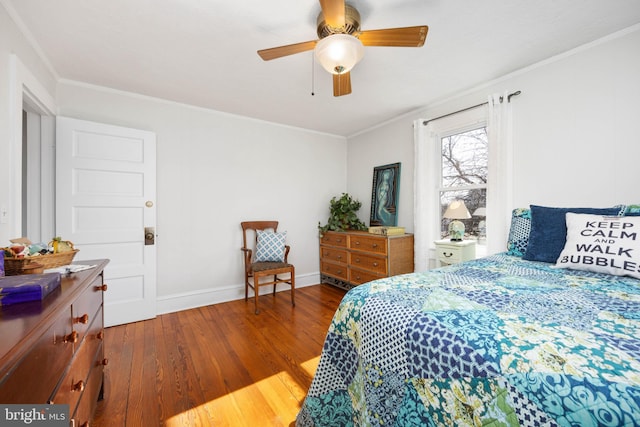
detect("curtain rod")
(422, 90), (521, 126)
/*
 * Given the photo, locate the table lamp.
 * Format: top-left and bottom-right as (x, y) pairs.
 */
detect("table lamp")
(443, 200), (471, 241)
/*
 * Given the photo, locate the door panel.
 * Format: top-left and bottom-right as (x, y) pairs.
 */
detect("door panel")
(56, 116), (156, 326)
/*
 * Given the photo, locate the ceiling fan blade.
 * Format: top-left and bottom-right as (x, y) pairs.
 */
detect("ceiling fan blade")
(358, 25), (429, 47)
(333, 72), (352, 97)
(319, 0), (346, 28)
(258, 40), (318, 61)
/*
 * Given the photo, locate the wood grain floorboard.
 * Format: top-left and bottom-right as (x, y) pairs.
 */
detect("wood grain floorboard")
(92, 284), (346, 427)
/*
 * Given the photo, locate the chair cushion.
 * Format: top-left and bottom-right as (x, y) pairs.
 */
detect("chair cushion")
(255, 230), (287, 262)
(251, 261), (292, 273)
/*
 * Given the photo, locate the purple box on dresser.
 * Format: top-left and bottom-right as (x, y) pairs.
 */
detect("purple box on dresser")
(0, 273), (62, 306)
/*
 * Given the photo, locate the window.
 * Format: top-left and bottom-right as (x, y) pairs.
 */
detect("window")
(439, 126), (488, 241)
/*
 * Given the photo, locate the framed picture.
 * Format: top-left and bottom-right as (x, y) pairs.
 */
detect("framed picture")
(370, 162), (400, 226)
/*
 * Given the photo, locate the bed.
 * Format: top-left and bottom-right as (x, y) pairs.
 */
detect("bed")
(296, 206), (640, 426)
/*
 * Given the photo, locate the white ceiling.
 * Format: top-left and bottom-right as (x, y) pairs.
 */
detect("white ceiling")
(3, 0), (640, 136)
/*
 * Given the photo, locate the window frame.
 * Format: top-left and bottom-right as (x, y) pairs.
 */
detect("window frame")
(430, 109), (487, 238)
(437, 123), (488, 240)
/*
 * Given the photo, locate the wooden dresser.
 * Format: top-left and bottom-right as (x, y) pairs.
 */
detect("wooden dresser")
(320, 231), (414, 290)
(0, 259), (109, 426)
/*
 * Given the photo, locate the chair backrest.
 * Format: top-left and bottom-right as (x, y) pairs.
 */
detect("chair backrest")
(241, 221), (279, 252)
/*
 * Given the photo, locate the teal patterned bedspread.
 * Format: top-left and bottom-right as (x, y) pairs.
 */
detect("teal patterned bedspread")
(296, 253), (640, 426)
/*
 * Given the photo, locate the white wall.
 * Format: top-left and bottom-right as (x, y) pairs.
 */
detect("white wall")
(0, 4), (57, 243)
(347, 26), (640, 245)
(56, 82), (347, 311)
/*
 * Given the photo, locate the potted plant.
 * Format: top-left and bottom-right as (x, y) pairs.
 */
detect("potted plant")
(318, 193), (367, 236)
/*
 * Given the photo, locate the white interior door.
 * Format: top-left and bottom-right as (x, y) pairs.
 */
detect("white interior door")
(56, 116), (157, 327)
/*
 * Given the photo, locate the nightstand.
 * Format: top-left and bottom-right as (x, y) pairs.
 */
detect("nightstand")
(434, 239), (477, 266)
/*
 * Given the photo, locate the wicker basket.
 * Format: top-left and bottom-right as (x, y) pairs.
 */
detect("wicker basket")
(3, 249), (79, 276)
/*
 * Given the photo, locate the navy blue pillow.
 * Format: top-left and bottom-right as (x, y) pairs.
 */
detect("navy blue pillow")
(523, 205), (621, 263)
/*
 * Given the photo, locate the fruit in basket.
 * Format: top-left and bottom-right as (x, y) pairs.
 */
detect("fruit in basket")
(9, 245), (27, 257)
(50, 237), (74, 253)
(28, 243), (47, 255)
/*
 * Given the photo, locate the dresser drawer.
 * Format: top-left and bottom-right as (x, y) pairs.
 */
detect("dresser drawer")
(320, 247), (348, 264)
(321, 261), (348, 280)
(349, 234), (387, 255)
(72, 342), (104, 427)
(349, 268), (383, 285)
(320, 232), (348, 248)
(437, 247), (463, 264)
(319, 232), (413, 290)
(434, 240), (476, 266)
(72, 275), (104, 344)
(0, 312), (74, 403)
(50, 307), (103, 409)
(349, 252), (387, 275)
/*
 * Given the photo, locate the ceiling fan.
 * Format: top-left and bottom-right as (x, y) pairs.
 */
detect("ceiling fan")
(257, 0), (428, 97)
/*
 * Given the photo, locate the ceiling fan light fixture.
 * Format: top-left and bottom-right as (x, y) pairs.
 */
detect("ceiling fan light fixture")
(314, 34), (364, 75)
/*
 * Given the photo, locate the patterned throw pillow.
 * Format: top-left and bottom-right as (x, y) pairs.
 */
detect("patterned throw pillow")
(625, 204), (640, 216)
(555, 213), (640, 279)
(506, 208), (531, 257)
(255, 230), (286, 262)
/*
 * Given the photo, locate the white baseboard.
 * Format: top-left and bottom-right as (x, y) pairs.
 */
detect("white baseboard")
(156, 272), (321, 316)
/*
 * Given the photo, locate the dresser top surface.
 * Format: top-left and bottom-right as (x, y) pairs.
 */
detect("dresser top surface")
(323, 230), (413, 238)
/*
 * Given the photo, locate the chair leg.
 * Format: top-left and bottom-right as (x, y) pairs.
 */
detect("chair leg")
(290, 267), (295, 307)
(273, 275), (277, 295)
(253, 272), (260, 314)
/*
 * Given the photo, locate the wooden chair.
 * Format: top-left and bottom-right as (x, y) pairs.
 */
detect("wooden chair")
(241, 221), (295, 314)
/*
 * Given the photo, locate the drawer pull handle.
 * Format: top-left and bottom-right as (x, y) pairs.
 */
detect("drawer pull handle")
(64, 331), (78, 343)
(355, 241), (360, 245)
(100, 358), (109, 366)
(73, 380), (85, 392)
(74, 314), (89, 324)
(443, 252), (453, 258)
(336, 238), (342, 242)
(97, 330), (104, 340)
(337, 255), (342, 259)
(96, 284), (108, 292)
(373, 262), (379, 267)
(372, 243), (378, 248)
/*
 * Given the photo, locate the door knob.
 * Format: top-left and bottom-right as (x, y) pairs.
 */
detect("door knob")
(145, 227), (155, 245)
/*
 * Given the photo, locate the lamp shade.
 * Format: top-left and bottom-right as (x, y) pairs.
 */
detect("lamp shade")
(473, 207), (486, 216)
(314, 34), (364, 75)
(443, 200), (471, 220)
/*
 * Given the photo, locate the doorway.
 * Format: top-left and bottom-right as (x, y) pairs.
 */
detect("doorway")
(8, 54), (57, 242)
(22, 106), (55, 243)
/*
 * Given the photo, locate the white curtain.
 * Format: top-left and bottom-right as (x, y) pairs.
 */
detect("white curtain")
(414, 92), (517, 268)
(486, 92), (515, 255)
(413, 119), (439, 272)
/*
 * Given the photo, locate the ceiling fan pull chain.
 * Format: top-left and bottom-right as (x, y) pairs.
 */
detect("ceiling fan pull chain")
(311, 53), (315, 96)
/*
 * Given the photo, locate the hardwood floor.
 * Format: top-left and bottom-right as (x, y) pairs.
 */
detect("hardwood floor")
(92, 284), (346, 427)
